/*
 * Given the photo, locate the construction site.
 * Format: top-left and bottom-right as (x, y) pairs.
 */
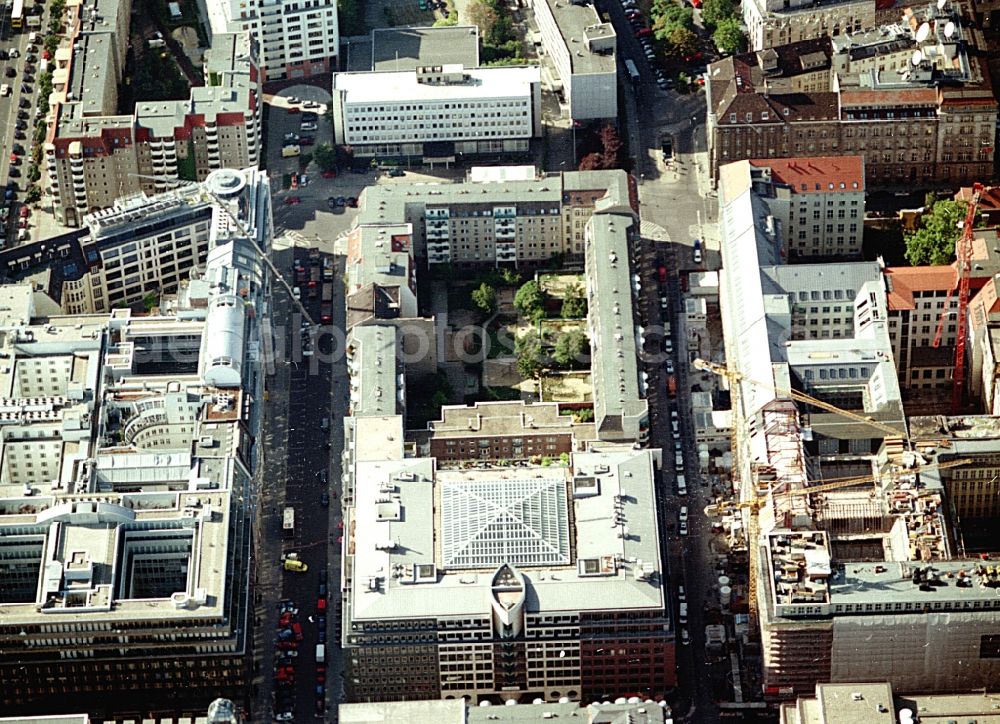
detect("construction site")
(712, 175), (1000, 701)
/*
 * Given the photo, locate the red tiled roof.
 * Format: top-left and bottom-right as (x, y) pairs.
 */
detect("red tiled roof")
(839, 88), (937, 107)
(749, 156), (864, 194)
(885, 265), (957, 310)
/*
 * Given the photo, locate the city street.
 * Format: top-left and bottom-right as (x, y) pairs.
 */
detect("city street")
(254, 244), (349, 722)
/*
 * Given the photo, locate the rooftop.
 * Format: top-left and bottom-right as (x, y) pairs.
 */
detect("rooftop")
(347, 448), (664, 622)
(370, 26), (480, 71)
(542, 0), (617, 75)
(749, 157), (865, 194)
(334, 65), (541, 105)
(346, 325), (403, 418)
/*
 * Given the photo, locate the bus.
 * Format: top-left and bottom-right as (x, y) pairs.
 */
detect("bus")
(624, 58), (640, 86)
(11, 0), (24, 29)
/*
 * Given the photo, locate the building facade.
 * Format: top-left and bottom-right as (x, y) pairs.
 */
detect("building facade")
(44, 23), (261, 227)
(0, 167), (273, 719)
(205, 0), (339, 82)
(706, 3), (997, 186)
(525, 0), (617, 121)
(742, 0), (875, 52)
(331, 64), (542, 161)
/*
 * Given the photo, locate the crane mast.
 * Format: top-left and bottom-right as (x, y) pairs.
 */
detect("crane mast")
(950, 182), (983, 413)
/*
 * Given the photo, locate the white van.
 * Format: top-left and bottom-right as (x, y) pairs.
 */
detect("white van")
(676, 475), (687, 496)
(674, 452), (684, 471)
(0, 84), (9, 97)
(679, 602), (688, 624)
(315, 644), (325, 663)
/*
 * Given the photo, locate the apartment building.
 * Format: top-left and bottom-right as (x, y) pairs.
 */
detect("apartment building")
(781, 681), (1000, 723)
(910, 414), (1000, 520)
(340, 436), (673, 704)
(741, 0), (875, 51)
(725, 157), (866, 259)
(883, 265), (958, 390)
(706, 1), (997, 186)
(45, 25), (261, 227)
(205, 0), (339, 82)
(0, 168), (273, 719)
(413, 400), (593, 461)
(525, 0), (617, 121)
(352, 168), (634, 268)
(332, 64), (542, 162)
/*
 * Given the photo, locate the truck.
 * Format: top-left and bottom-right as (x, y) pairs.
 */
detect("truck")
(308, 266), (320, 297)
(322, 257), (334, 281)
(667, 374), (677, 398)
(282, 506), (295, 538)
(321, 282), (333, 303)
(624, 58), (640, 86)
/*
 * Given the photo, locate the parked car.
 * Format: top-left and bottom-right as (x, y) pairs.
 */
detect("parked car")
(317, 597), (327, 613)
(320, 491), (329, 507)
(300, 121), (318, 132)
(347, 197), (358, 207)
(301, 112), (318, 123)
(387, 168), (405, 177)
(283, 196), (301, 205)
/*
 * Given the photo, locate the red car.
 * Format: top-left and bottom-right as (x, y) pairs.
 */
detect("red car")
(691, 0), (702, 7)
(291, 622), (304, 641)
(279, 612), (294, 626)
(299, 136), (315, 146)
(317, 597), (327, 613)
(635, 27), (651, 37)
(321, 171), (336, 179)
(287, 106), (300, 114)
(19, 207), (30, 218)
(276, 641), (298, 650)
(283, 196), (301, 205)
(9, 153), (19, 165)
(276, 665), (295, 676)
(316, 670), (326, 684)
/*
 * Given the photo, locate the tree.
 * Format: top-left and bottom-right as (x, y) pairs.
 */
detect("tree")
(904, 200), (968, 266)
(553, 330), (589, 368)
(501, 267), (522, 286)
(471, 282), (498, 316)
(664, 26), (700, 58)
(314, 143), (338, 173)
(561, 283), (587, 319)
(712, 17), (746, 55)
(515, 335), (543, 378)
(467, 0), (500, 39)
(599, 125), (623, 169)
(652, 3), (694, 40)
(514, 280), (547, 323)
(578, 152), (603, 171)
(701, 0), (737, 28)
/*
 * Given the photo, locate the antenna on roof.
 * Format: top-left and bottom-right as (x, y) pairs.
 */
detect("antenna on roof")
(944, 21), (955, 38)
(915, 23), (931, 42)
(936, 0), (946, 9)
(911, 50), (924, 66)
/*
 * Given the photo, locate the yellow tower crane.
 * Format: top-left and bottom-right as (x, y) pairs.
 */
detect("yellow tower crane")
(691, 358), (968, 630)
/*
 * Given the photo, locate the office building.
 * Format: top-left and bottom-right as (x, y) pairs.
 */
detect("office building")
(338, 698), (669, 723)
(723, 157), (866, 259)
(332, 63), (542, 162)
(205, 0), (339, 82)
(909, 414), (1000, 520)
(0, 168), (273, 719)
(741, 0), (875, 52)
(340, 442), (672, 703)
(780, 681), (1000, 724)
(525, 0), (617, 121)
(44, 21), (261, 227)
(705, 1), (997, 186)
(717, 159), (1000, 699)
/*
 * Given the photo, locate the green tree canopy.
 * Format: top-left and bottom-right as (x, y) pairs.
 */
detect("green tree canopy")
(701, 0), (737, 28)
(712, 17), (746, 54)
(471, 282), (498, 316)
(313, 143), (338, 172)
(561, 283), (587, 319)
(515, 335), (544, 378)
(904, 200), (968, 266)
(553, 330), (589, 368)
(514, 280), (547, 323)
(652, 3), (694, 39)
(663, 26), (700, 58)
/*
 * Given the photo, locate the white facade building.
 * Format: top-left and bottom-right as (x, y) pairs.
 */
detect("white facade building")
(527, 0), (617, 121)
(332, 64), (541, 160)
(205, 0), (338, 82)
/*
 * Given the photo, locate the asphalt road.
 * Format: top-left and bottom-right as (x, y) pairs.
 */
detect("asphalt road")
(254, 240), (349, 722)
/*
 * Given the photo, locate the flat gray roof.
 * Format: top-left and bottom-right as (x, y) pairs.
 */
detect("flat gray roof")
(371, 26), (480, 71)
(543, 0), (616, 75)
